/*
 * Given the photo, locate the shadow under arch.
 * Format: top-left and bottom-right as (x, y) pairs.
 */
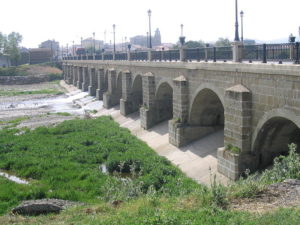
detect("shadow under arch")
(116, 71), (122, 99)
(131, 74), (143, 110)
(252, 115), (300, 169)
(183, 87), (224, 145)
(155, 81), (173, 124)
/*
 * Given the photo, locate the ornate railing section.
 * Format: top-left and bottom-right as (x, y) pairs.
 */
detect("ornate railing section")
(63, 42), (299, 64)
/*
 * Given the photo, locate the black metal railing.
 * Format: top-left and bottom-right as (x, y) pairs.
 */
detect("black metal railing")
(186, 48), (205, 61)
(95, 54), (101, 60)
(152, 51), (162, 61)
(162, 50), (180, 61)
(63, 42), (299, 64)
(115, 52), (127, 60)
(240, 42), (299, 64)
(103, 53), (113, 60)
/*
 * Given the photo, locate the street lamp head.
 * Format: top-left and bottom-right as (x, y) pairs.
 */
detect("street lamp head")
(240, 10), (244, 17)
(113, 24), (116, 29)
(148, 9), (151, 16)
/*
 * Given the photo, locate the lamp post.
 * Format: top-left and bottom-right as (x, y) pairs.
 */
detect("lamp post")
(148, 9), (152, 49)
(146, 32), (149, 48)
(179, 24), (185, 46)
(113, 24), (116, 55)
(72, 40), (74, 56)
(93, 32), (95, 54)
(240, 10), (244, 44)
(234, 0), (240, 41)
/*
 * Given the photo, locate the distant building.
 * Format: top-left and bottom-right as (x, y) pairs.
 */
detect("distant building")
(39, 40), (60, 57)
(130, 28), (162, 48)
(82, 38), (104, 53)
(0, 54), (11, 67)
(29, 48), (52, 64)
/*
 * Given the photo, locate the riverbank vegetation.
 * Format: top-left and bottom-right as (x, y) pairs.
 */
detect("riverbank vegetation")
(0, 117), (299, 224)
(0, 64), (62, 77)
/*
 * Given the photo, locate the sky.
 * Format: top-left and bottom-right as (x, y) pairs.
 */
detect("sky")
(1, 0), (299, 48)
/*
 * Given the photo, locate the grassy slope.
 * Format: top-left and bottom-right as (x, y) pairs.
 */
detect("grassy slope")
(0, 65), (62, 77)
(0, 117), (299, 224)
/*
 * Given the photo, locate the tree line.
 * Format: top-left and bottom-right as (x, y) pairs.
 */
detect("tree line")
(0, 32), (23, 65)
(173, 37), (256, 49)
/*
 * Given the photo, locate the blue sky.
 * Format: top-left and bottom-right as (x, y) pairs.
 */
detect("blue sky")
(1, 0), (299, 48)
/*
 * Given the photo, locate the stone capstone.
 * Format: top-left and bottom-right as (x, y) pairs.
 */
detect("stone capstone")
(12, 199), (81, 215)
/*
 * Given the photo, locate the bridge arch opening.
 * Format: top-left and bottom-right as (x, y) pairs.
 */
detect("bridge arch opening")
(185, 88), (224, 147)
(189, 88), (224, 127)
(116, 72), (122, 99)
(155, 82), (173, 123)
(132, 75), (143, 109)
(253, 117), (300, 169)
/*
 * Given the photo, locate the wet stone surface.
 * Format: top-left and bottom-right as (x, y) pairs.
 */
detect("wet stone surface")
(12, 199), (82, 215)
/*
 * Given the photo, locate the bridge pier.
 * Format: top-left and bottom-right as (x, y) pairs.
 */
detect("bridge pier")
(88, 67), (97, 96)
(81, 66), (89, 92)
(67, 65), (72, 84)
(169, 76), (190, 147)
(96, 68), (107, 100)
(140, 73), (156, 129)
(103, 69), (121, 108)
(77, 67), (83, 89)
(72, 66), (78, 86)
(217, 84), (254, 180)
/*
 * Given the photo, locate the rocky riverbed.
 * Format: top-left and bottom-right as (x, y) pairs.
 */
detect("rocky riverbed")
(0, 80), (102, 129)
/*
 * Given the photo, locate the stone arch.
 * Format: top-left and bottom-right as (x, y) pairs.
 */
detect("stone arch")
(155, 81), (173, 122)
(189, 88), (224, 126)
(155, 78), (173, 97)
(189, 84), (224, 124)
(131, 74), (143, 107)
(252, 108), (300, 149)
(252, 113), (300, 169)
(189, 83), (224, 117)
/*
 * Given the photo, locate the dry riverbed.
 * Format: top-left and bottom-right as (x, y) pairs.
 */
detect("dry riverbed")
(0, 80), (101, 129)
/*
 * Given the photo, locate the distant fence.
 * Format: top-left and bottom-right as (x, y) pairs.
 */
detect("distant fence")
(63, 42), (300, 64)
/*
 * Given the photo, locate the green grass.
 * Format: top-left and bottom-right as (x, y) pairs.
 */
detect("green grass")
(0, 117), (30, 128)
(46, 112), (72, 116)
(0, 89), (64, 96)
(0, 117), (299, 224)
(0, 117), (197, 215)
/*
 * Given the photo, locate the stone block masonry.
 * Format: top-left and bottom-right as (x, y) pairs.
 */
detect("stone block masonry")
(63, 60), (300, 180)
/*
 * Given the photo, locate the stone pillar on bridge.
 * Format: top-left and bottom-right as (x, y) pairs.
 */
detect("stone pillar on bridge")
(96, 68), (106, 100)
(81, 66), (89, 92)
(140, 72), (156, 129)
(103, 69), (119, 108)
(169, 75), (189, 147)
(127, 51), (131, 61)
(67, 65), (72, 84)
(88, 67), (97, 96)
(72, 66), (78, 85)
(180, 47), (187, 62)
(77, 66), (83, 89)
(120, 70), (134, 116)
(62, 65), (67, 81)
(217, 84), (253, 180)
(232, 41), (242, 62)
(147, 49), (153, 61)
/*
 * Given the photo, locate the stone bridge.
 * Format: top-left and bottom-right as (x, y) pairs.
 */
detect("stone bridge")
(62, 60), (300, 180)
